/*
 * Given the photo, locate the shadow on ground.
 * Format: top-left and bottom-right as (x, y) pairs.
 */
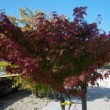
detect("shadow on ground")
(87, 87), (110, 101)
(0, 90), (31, 110)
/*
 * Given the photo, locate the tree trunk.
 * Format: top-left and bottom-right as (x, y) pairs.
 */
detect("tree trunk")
(81, 85), (87, 110)
(60, 93), (65, 110)
(66, 94), (71, 110)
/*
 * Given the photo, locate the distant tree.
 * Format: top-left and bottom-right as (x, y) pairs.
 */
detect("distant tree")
(8, 16), (18, 26)
(9, 7), (43, 31)
(0, 7), (110, 110)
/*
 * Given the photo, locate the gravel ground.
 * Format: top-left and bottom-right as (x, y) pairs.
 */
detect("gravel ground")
(0, 91), (52, 110)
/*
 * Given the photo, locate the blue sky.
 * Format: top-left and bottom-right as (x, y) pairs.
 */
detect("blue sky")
(0, 0), (110, 33)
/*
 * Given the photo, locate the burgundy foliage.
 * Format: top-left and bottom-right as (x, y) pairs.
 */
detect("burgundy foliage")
(0, 7), (110, 95)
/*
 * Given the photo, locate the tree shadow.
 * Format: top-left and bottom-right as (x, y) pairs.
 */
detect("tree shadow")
(87, 86), (110, 102)
(0, 90), (31, 110)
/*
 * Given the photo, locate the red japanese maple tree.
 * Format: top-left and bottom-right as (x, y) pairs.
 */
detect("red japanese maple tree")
(0, 7), (110, 110)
